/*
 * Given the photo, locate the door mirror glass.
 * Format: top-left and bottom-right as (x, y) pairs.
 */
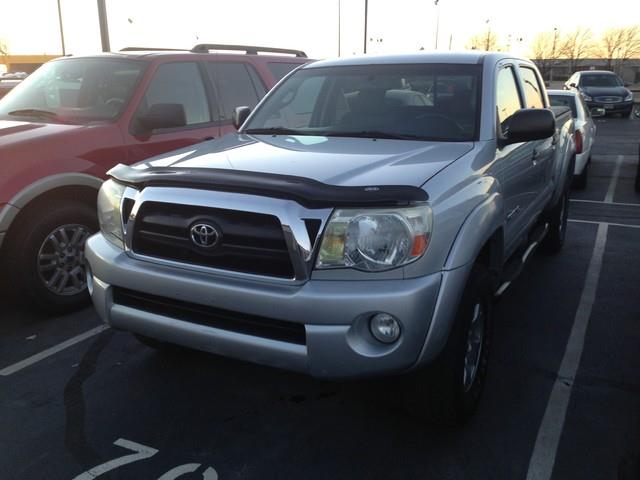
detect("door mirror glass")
(137, 103), (186, 132)
(590, 107), (606, 118)
(503, 108), (555, 146)
(233, 106), (251, 129)
(569, 82), (577, 88)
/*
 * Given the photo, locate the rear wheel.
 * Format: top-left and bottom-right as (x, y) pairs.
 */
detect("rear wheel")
(541, 189), (569, 254)
(401, 265), (492, 426)
(7, 201), (97, 313)
(573, 159), (589, 190)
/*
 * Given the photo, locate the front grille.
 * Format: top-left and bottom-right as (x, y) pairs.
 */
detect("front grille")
(113, 287), (307, 345)
(594, 96), (622, 103)
(132, 202), (295, 278)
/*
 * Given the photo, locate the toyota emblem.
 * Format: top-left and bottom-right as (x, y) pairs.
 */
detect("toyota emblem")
(190, 223), (221, 248)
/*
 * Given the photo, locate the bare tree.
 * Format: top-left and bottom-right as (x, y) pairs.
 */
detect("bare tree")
(0, 39), (8, 74)
(596, 28), (624, 71)
(560, 28), (594, 72)
(616, 25), (640, 71)
(466, 31), (500, 51)
(530, 30), (562, 81)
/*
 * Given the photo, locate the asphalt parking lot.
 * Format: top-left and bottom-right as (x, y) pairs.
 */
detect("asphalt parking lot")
(1, 116), (639, 480)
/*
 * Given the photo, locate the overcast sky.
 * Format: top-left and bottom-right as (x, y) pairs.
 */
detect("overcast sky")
(2, 0), (640, 58)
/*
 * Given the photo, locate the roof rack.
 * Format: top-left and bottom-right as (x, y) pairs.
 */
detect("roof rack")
(120, 47), (188, 52)
(190, 44), (307, 58)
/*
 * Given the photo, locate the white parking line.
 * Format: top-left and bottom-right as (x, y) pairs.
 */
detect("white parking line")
(570, 198), (640, 208)
(525, 223), (608, 480)
(0, 325), (109, 377)
(604, 154), (624, 203)
(569, 218), (640, 229)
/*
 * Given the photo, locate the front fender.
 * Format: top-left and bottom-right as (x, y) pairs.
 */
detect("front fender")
(413, 190), (505, 367)
(0, 173), (103, 247)
(443, 191), (504, 271)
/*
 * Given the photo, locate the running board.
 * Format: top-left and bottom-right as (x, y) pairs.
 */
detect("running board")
(495, 223), (550, 298)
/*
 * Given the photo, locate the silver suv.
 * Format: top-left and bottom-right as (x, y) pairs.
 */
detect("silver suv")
(85, 52), (575, 425)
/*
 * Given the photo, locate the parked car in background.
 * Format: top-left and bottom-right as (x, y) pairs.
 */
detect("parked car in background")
(0, 79), (21, 99)
(85, 52), (575, 424)
(564, 70), (634, 117)
(0, 44), (310, 312)
(548, 90), (599, 189)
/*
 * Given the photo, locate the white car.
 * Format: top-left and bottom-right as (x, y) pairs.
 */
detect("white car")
(548, 90), (598, 189)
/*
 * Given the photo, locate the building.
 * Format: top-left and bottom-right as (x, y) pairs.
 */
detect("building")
(0, 54), (61, 74)
(534, 58), (640, 84)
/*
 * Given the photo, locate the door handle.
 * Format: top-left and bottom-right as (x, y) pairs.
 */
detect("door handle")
(531, 150), (539, 165)
(201, 136), (215, 141)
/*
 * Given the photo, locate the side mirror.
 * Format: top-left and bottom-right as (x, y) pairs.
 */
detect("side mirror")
(233, 106), (251, 130)
(590, 107), (606, 118)
(569, 82), (577, 88)
(137, 103), (186, 133)
(503, 108), (555, 146)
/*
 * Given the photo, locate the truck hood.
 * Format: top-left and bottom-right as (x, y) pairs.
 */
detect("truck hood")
(580, 86), (631, 98)
(0, 119), (87, 147)
(132, 134), (474, 188)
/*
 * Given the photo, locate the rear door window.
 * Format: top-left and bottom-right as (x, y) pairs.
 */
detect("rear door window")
(207, 62), (266, 120)
(496, 66), (523, 134)
(519, 67), (545, 108)
(139, 62), (211, 127)
(267, 62), (304, 81)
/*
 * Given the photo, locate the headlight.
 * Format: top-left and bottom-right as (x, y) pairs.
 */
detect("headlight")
(316, 205), (433, 272)
(624, 91), (633, 102)
(580, 91), (592, 102)
(97, 179), (127, 249)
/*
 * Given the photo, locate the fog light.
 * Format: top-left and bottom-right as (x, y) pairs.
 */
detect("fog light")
(370, 313), (401, 344)
(85, 264), (94, 295)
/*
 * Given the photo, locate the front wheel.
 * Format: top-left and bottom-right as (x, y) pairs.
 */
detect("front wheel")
(401, 265), (493, 426)
(6, 201), (97, 313)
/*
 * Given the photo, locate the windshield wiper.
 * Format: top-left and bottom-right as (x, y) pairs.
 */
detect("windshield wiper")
(243, 127), (315, 136)
(8, 109), (60, 120)
(322, 130), (429, 140)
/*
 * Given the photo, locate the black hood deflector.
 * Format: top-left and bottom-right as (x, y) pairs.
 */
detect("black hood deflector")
(108, 164), (428, 209)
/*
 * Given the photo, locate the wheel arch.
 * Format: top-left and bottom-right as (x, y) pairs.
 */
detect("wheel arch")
(413, 196), (505, 368)
(0, 174), (102, 249)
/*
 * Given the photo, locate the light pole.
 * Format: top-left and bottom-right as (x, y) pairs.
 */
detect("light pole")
(56, 0), (66, 55)
(434, 0), (440, 50)
(363, 0), (368, 54)
(97, 0), (111, 52)
(551, 27), (558, 82)
(485, 18), (491, 51)
(338, 0), (341, 56)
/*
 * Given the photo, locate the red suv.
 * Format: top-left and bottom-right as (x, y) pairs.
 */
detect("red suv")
(0, 44), (310, 311)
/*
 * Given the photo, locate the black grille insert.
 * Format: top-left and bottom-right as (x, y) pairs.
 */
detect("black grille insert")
(132, 202), (294, 278)
(113, 288), (307, 345)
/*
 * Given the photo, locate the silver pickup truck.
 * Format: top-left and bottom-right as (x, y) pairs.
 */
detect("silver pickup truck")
(85, 52), (575, 425)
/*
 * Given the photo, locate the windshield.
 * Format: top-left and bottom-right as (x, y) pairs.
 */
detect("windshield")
(0, 57), (146, 123)
(580, 74), (622, 88)
(244, 63), (481, 141)
(549, 95), (577, 117)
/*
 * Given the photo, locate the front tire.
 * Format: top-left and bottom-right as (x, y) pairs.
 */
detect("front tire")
(401, 265), (493, 426)
(6, 201), (97, 313)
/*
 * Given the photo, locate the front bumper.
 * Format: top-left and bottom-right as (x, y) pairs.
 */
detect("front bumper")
(85, 234), (459, 379)
(586, 100), (633, 113)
